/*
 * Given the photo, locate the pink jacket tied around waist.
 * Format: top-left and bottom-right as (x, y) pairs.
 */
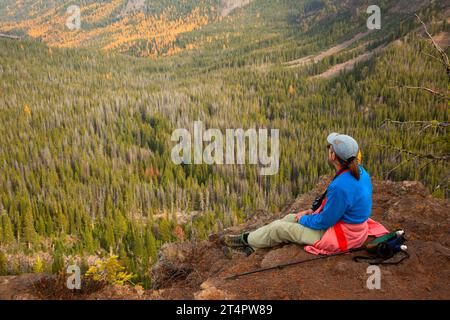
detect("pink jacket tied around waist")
(304, 218), (389, 255)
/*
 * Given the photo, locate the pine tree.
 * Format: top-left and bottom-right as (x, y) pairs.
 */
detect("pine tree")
(23, 210), (37, 248)
(0, 219), (3, 243)
(82, 226), (95, 253)
(113, 211), (128, 243)
(158, 219), (173, 242)
(104, 221), (115, 253)
(132, 225), (145, 258)
(145, 229), (157, 263)
(0, 251), (7, 275)
(51, 251), (64, 274)
(1, 214), (15, 245)
(33, 256), (44, 273)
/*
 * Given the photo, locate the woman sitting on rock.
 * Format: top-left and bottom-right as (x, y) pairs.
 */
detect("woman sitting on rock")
(221, 133), (388, 256)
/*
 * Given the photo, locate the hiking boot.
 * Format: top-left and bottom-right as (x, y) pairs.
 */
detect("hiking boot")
(222, 245), (255, 259)
(220, 233), (248, 248)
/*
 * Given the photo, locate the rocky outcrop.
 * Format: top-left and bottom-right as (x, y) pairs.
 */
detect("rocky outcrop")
(150, 179), (450, 300)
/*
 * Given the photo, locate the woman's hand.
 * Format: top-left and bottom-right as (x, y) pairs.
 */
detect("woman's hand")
(295, 209), (313, 222)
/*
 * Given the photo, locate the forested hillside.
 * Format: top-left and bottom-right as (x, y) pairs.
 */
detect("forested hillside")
(0, 0), (448, 288)
(0, 0), (217, 57)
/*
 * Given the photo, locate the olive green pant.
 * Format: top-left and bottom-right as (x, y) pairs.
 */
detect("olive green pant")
(247, 214), (325, 249)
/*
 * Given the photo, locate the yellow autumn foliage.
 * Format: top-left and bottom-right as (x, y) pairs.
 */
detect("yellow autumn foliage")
(0, 1), (210, 58)
(85, 255), (136, 286)
(33, 256), (44, 273)
(23, 105), (31, 116)
(288, 85), (295, 95)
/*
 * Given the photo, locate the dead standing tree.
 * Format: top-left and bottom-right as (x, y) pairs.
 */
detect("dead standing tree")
(379, 15), (449, 194)
(0, 33), (21, 40)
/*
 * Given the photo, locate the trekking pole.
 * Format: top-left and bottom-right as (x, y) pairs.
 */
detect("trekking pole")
(224, 247), (364, 280)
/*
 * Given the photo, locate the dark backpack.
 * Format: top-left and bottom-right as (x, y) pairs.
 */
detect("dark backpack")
(353, 230), (410, 265)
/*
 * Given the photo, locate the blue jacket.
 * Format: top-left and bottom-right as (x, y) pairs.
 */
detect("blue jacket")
(300, 165), (372, 230)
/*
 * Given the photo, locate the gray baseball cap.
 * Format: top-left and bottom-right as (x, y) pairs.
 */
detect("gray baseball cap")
(327, 132), (359, 161)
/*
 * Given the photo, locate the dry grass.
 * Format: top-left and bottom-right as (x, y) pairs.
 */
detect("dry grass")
(32, 273), (107, 300)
